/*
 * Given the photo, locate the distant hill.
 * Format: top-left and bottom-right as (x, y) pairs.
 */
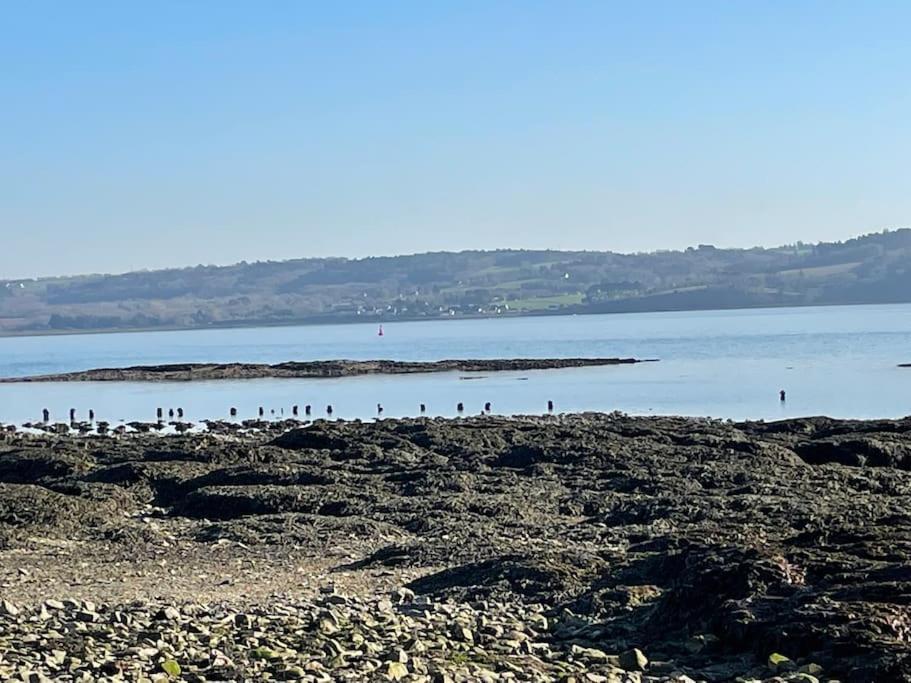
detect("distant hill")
(3, 229), (911, 335)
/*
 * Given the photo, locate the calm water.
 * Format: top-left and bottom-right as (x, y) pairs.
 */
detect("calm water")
(1, 304), (910, 424)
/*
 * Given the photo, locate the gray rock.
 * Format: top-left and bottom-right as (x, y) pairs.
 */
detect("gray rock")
(619, 648), (648, 672)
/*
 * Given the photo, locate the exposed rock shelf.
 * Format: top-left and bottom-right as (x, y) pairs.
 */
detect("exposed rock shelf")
(0, 357), (651, 383)
(0, 413), (906, 681)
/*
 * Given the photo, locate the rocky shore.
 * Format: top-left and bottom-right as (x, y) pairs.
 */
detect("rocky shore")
(0, 358), (649, 383)
(0, 413), (909, 682)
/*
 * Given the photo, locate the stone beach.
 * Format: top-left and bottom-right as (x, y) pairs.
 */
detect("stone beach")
(0, 413), (909, 681)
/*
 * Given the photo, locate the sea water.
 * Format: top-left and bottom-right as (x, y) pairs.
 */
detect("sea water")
(1, 303), (910, 424)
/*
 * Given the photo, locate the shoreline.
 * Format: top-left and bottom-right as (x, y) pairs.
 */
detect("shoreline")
(0, 357), (652, 383)
(1, 299), (908, 340)
(0, 413), (907, 681)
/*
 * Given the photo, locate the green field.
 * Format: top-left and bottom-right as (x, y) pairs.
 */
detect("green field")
(506, 293), (584, 311)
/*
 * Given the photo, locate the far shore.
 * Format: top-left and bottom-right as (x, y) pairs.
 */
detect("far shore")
(0, 299), (906, 340)
(0, 357), (654, 383)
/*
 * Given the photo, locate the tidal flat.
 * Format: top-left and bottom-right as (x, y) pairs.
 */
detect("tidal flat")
(0, 413), (908, 682)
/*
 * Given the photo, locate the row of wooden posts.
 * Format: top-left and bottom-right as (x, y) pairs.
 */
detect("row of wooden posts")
(39, 400), (558, 423)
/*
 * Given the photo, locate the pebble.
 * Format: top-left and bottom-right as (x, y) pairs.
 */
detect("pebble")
(0, 592), (704, 682)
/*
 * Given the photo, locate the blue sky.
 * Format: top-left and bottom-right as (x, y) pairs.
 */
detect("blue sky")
(2, 1), (909, 278)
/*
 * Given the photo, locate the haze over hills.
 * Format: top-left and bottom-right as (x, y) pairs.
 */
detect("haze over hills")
(2, 229), (911, 336)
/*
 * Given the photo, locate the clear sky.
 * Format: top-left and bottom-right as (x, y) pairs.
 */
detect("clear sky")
(2, 1), (909, 279)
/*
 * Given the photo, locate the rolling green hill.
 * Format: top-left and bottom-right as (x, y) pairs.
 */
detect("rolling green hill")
(3, 229), (910, 335)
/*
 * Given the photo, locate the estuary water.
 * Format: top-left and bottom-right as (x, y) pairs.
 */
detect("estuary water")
(0, 303), (910, 424)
